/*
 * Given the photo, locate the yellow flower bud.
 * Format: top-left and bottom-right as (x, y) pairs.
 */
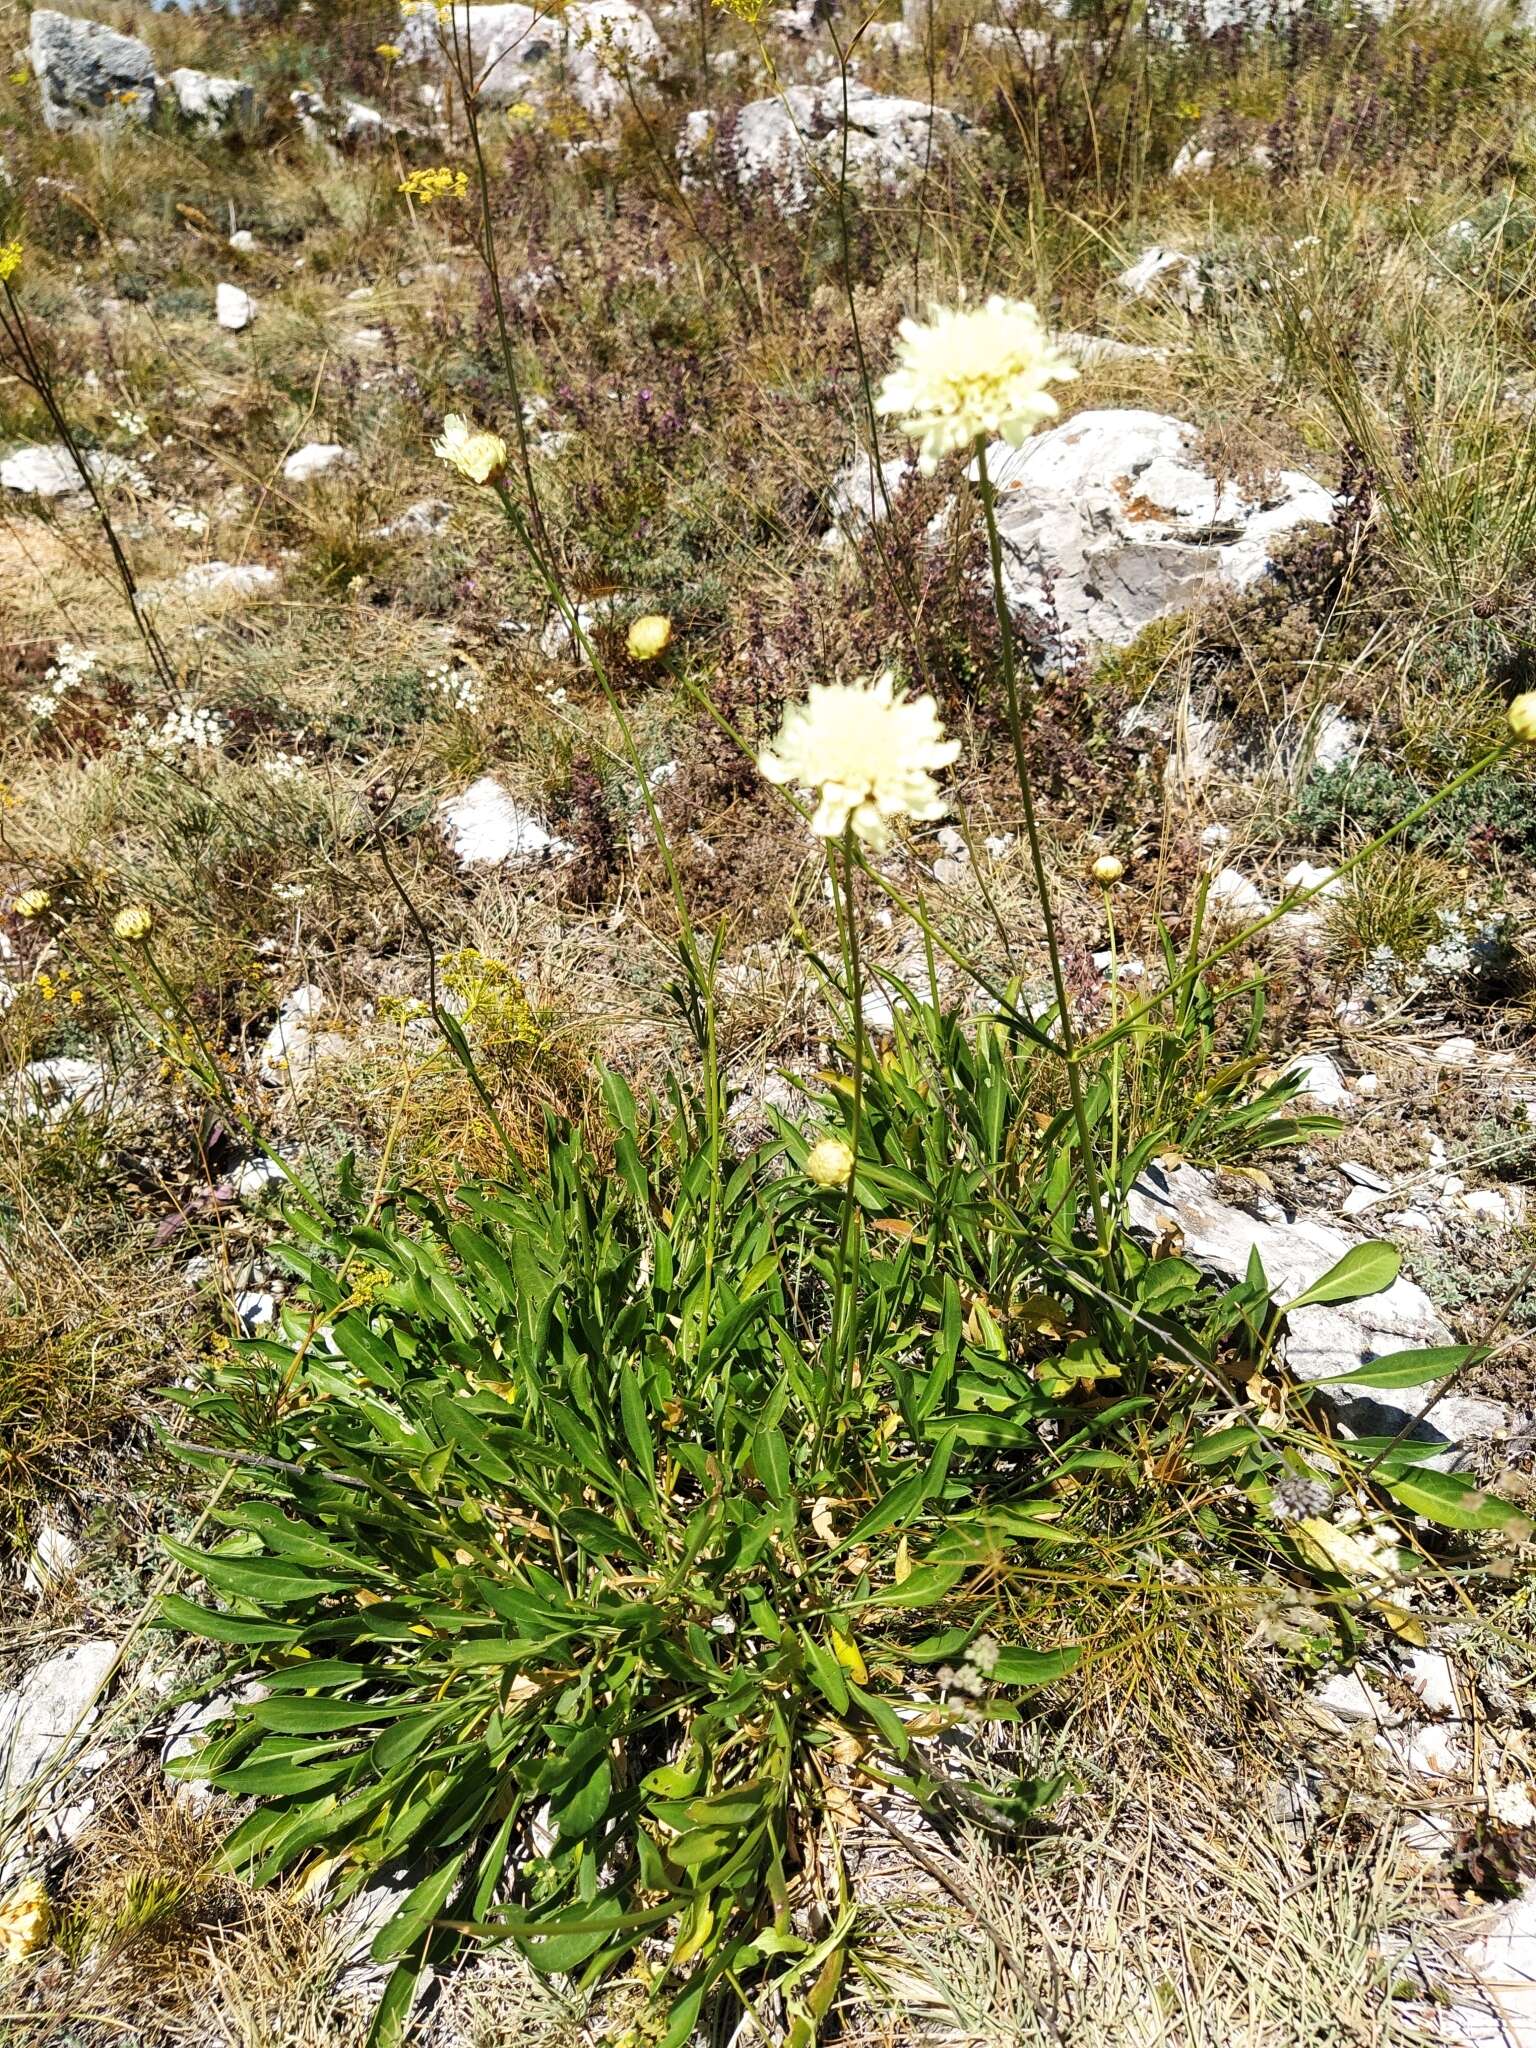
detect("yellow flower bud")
(626, 613), (673, 661)
(113, 904), (154, 942)
(804, 1137), (854, 1188)
(14, 888), (50, 919)
(1091, 854), (1125, 886)
(1507, 692), (1536, 744)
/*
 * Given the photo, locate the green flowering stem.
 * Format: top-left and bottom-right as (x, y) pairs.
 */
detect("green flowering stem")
(812, 822), (868, 1475)
(491, 481), (725, 1360)
(974, 438), (1112, 1255)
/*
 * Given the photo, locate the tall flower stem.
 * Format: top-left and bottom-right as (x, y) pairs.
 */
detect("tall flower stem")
(492, 481), (724, 1358)
(975, 439), (1111, 1254)
(813, 822), (867, 1474)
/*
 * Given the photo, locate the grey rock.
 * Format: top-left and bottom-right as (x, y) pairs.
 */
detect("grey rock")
(257, 986), (348, 1090)
(166, 67), (256, 135)
(30, 10), (157, 131)
(399, 0), (664, 117)
(439, 776), (573, 868)
(1126, 1159), (1503, 1463)
(700, 82), (967, 213)
(0, 1641), (118, 1872)
(10, 1055), (110, 1121)
(1, 443), (138, 497)
(979, 410), (1333, 655)
(821, 449), (912, 547)
(281, 442), (354, 484)
(1116, 244), (1207, 311)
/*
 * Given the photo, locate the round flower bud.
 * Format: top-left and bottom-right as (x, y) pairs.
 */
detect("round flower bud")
(14, 888), (50, 919)
(1507, 691), (1536, 743)
(804, 1137), (854, 1188)
(113, 904), (154, 942)
(627, 613), (673, 661)
(1091, 855), (1125, 886)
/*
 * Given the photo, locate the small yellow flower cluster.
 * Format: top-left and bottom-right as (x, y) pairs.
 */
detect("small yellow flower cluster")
(507, 100), (537, 121)
(398, 165), (468, 205)
(376, 41), (402, 59)
(710, 0), (766, 21)
(36, 965), (84, 1008)
(0, 1877), (50, 1968)
(0, 239), (22, 284)
(113, 903), (154, 942)
(434, 413), (509, 485)
(400, 0), (453, 16)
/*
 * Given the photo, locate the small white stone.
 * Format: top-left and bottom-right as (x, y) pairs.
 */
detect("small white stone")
(1200, 822), (1233, 847)
(439, 776), (573, 868)
(1400, 1650), (1459, 1718)
(1384, 1209), (1437, 1236)
(22, 1521), (78, 1597)
(281, 442), (353, 484)
(1440, 1175), (1467, 1201)
(1283, 860), (1337, 895)
(228, 228), (259, 253)
(1207, 868), (1270, 920)
(1352, 1073), (1380, 1097)
(216, 281), (254, 330)
(1434, 1036), (1478, 1066)
(1461, 1188), (1510, 1225)
(1342, 1185), (1389, 1218)
(1310, 1670), (1395, 1724)
(1286, 1052), (1349, 1109)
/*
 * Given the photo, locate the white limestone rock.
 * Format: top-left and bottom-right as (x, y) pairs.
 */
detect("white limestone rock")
(1126, 1158), (1504, 1463)
(29, 10), (156, 131)
(439, 777), (573, 868)
(1, 443), (137, 497)
(399, 0), (664, 117)
(700, 82), (968, 213)
(257, 986), (348, 1090)
(216, 282), (254, 331)
(1115, 245), (1207, 311)
(166, 67), (256, 135)
(978, 409), (1333, 654)
(282, 442), (354, 484)
(11, 1056), (110, 1121)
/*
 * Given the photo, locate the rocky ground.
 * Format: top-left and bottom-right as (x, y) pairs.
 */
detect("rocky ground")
(2, 0), (1535, 2039)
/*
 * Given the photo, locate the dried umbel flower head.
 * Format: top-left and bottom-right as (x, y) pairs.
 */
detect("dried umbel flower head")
(112, 904), (154, 942)
(1508, 691), (1536, 743)
(1091, 854), (1125, 885)
(433, 414), (509, 486)
(1267, 1472), (1335, 1523)
(0, 1877), (50, 1967)
(758, 671), (959, 852)
(626, 613), (672, 661)
(874, 296), (1077, 474)
(804, 1137), (854, 1188)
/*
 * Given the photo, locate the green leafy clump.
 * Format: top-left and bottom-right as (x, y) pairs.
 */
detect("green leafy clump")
(1292, 755), (1536, 857)
(155, 991), (1524, 2045)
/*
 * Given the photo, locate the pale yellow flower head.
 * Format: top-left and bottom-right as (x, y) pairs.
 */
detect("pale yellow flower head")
(0, 240), (22, 285)
(1507, 691), (1536, 743)
(376, 41), (402, 59)
(14, 888), (50, 919)
(398, 165), (468, 205)
(626, 613), (672, 661)
(0, 1877), (50, 1968)
(758, 671), (959, 852)
(113, 904), (153, 942)
(1091, 854), (1124, 886)
(874, 296), (1077, 475)
(804, 1137), (854, 1188)
(433, 414), (509, 485)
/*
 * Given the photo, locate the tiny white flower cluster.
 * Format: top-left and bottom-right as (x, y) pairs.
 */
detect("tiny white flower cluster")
(425, 662), (483, 716)
(260, 751), (310, 784)
(125, 702), (229, 760)
(28, 641), (98, 722)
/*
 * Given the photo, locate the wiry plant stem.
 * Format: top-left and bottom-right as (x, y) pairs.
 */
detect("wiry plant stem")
(975, 439), (1111, 1254)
